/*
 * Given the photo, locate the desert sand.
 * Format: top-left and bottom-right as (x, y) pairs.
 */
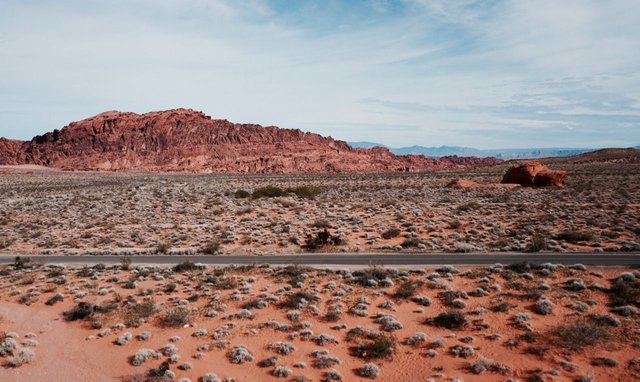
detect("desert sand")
(1, 260), (639, 381)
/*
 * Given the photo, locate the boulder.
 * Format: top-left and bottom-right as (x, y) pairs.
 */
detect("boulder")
(501, 161), (567, 188)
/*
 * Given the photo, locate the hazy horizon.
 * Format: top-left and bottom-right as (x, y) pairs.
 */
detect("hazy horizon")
(1, 1), (639, 149)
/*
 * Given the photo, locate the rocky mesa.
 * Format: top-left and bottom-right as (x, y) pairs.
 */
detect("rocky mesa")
(0, 109), (502, 172)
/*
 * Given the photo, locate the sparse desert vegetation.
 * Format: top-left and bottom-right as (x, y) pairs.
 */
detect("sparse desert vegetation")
(1, 158), (639, 256)
(0, 260), (639, 381)
(0, 158), (639, 381)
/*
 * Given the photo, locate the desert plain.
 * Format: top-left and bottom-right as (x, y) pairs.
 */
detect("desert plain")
(0, 151), (639, 381)
(1, 150), (639, 257)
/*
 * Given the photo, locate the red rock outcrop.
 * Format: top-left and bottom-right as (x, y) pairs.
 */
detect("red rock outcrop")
(501, 161), (567, 187)
(446, 178), (521, 189)
(2, 109), (503, 173)
(0, 138), (25, 165)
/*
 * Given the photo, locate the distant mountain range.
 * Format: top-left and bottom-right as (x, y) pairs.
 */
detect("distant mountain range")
(347, 142), (638, 160)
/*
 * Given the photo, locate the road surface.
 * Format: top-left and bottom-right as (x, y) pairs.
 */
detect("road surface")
(0, 253), (638, 266)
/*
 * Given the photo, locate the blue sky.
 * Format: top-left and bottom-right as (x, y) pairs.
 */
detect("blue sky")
(1, 0), (639, 149)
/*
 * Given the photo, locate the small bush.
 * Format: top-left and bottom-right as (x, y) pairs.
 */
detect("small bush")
(164, 282), (177, 293)
(251, 186), (287, 198)
(381, 228), (401, 240)
(554, 231), (594, 243)
(608, 278), (640, 307)
(234, 189), (250, 198)
(120, 255), (133, 270)
(273, 366), (293, 378)
(124, 301), (157, 327)
(130, 348), (160, 366)
(351, 335), (396, 359)
(281, 291), (320, 309)
(115, 332), (133, 346)
(13, 256), (32, 270)
(324, 369), (342, 381)
(428, 310), (467, 330)
(45, 293), (64, 306)
(64, 302), (95, 321)
(393, 281), (420, 300)
(173, 261), (200, 273)
(257, 356), (278, 368)
(525, 234), (547, 252)
(156, 243), (170, 254)
(449, 344), (474, 358)
(358, 362), (380, 379)
(490, 302), (511, 313)
(587, 313), (620, 327)
(201, 240), (221, 255)
(400, 238), (423, 248)
(302, 228), (344, 250)
(227, 345), (254, 364)
(313, 354), (342, 369)
(200, 373), (220, 382)
(591, 357), (618, 367)
(534, 297), (554, 315)
(6, 348), (35, 367)
(287, 186), (324, 199)
(549, 320), (611, 351)
(468, 356), (509, 374)
(268, 341), (296, 355)
(405, 332), (426, 346)
(351, 266), (396, 288)
(324, 310), (342, 322)
(158, 308), (191, 328)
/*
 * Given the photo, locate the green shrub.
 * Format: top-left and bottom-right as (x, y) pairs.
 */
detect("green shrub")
(351, 266), (395, 287)
(549, 320), (611, 351)
(608, 278), (640, 307)
(172, 261), (199, 273)
(234, 189), (250, 198)
(381, 228), (401, 240)
(324, 310), (342, 322)
(201, 240), (221, 255)
(249, 185), (324, 199)
(120, 254), (132, 270)
(428, 310), (467, 330)
(155, 242), (170, 254)
(554, 231), (594, 243)
(280, 291), (320, 309)
(164, 282), (177, 293)
(400, 238), (423, 248)
(525, 234), (547, 252)
(252, 186), (287, 198)
(158, 307), (191, 328)
(303, 229), (344, 251)
(351, 334), (396, 359)
(64, 302), (95, 321)
(124, 301), (157, 327)
(393, 281), (420, 300)
(287, 186), (323, 199)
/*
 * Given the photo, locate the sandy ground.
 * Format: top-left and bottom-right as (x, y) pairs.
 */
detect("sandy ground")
(1, 263), (638, 381)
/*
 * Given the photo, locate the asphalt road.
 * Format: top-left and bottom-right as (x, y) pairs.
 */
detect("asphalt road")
(0, 253), (638, 266)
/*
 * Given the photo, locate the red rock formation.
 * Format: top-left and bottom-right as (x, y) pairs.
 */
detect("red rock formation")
(0, 138), (25, 165)
(533, 169), (567, 187)
(501, 161), (567, 187)
(445, 178), (521, 189)
(2, 109), (503, 173)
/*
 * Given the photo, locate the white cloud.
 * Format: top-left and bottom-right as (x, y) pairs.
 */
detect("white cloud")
(0, 0), (638, 148)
